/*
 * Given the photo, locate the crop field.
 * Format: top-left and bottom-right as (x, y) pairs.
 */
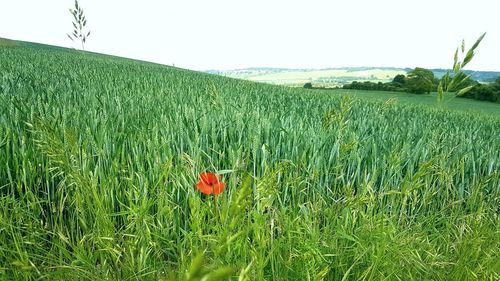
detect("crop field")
(211, 68), (500, 88)
(321, 89), (500, 116)
(1, 42), (499, 280)
(214, 68), (406, 88)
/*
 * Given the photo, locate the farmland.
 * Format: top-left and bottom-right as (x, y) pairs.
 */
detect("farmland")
(1, 41), (499, 280)
(209, 67), (500, 88)
(321, 89), (500, 116)
(208, 67), (407, 88)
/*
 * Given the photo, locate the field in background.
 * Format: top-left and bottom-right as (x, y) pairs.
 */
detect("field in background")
(1, 40), (499, 280)
(207, 68), (406, 87)
(323, 89), (500, 115)
(209, 67), (500, 88)
(209, 67), (406, 87)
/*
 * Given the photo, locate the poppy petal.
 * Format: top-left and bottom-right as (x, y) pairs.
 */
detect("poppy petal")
(196, 181), (213, 195)
(200, 172), (219, 185)
(213, 182), (225, 195)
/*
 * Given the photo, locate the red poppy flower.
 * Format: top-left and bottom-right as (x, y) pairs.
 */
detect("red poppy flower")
(196, 172), (225, 195)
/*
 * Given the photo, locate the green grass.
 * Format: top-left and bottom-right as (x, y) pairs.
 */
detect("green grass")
(317, 89), (500, 116)
(1, 41), (499, 280)
(0, 38), (18, 47)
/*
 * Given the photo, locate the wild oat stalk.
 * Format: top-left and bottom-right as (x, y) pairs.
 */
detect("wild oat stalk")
(437, 33), (486, 102)
(67, 0), (91, 50)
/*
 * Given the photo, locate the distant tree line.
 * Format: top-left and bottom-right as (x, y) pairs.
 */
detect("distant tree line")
(338, 67), (500, 103)
(342, 80), (406, 92)
(342, 67), (438, 94)
(461, 77), (500, 102)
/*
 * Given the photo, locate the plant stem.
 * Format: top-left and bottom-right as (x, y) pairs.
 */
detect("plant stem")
(213, 194), (220, 225)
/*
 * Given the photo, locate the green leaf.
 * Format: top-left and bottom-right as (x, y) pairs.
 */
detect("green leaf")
(456, 85), (474, 96)
(437, 81), (444, 102)
(462, 49), (475, 68)
(216, 169), (235, 175)
(448, 71), (468, 92)
(470, 32), (486, 51)
(453, 61), (461, 73)
(206, 267), (236, 281)
(440, 72), (450, 91)
(186, 254), (207, 280)
(453, 48), (458, 68)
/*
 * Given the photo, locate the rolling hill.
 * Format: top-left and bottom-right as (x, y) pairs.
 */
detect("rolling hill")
(207, 67), (500, 87)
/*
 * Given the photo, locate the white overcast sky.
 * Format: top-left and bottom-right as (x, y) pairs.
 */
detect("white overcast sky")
(1, 0), (499, 71)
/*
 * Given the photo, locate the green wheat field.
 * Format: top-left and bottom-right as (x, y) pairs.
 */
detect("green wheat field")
(1, 41), (499, 280)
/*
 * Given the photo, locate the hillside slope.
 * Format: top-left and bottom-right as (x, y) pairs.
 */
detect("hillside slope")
(1, 40), (499, 280)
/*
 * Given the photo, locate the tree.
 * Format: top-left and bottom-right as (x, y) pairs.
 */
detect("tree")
(303, 82), (313, 89)
(459, 77), (500, 103)
(67, 0), (91, 50)
(405, 67), (435, 94)
(494, 77), (500, 88)
(392, 74), (406, 85)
